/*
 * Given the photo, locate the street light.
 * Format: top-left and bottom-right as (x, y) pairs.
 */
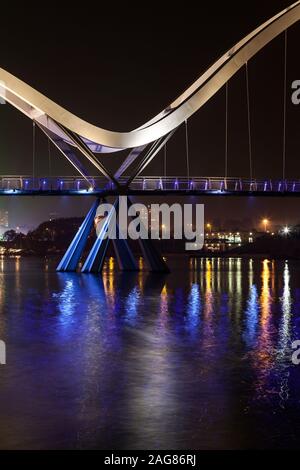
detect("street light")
(283, 226), (290, 236)
(206, 223), (212, 234)
(262, 218), (269, 233)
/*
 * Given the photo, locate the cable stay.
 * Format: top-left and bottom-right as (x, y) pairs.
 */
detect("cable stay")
(185, 120), (190, 186)
(32, 121), (36, 185)
(283, 29), (288, 183)
(225, 81), (229, 186)
(245, 62), (253, 183)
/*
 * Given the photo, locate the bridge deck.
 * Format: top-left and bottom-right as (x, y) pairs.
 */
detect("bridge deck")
(1, 176), (300, 196)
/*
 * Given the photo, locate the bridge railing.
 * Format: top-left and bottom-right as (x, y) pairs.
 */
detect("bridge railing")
(128, 177), (300, 193)
(0, 176), (108, 191)
(0, 176), (300, 193)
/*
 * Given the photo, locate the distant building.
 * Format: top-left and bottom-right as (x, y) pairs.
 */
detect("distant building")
(0, 210), (9, 238)
(0, 210), (8, 228)
(49, 212), (60, 221)
(204, 230), (257, 252)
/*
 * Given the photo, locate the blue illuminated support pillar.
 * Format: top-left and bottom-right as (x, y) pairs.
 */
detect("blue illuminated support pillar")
(81, 199), (118, 273)
(112, 196), (138, 271)
(81, 198), (138, 273)
(113, 233), (138, 271)
(138, 237), (170, 273)
(57, 199), (99, 272)
(60, 196), (169, 274)
(126, 196), (170, 274)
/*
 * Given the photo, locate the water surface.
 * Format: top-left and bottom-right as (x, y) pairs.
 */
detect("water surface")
(0, 256), (300, 449)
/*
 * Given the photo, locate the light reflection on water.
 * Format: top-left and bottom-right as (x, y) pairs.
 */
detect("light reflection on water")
(0, 256), (300, 449)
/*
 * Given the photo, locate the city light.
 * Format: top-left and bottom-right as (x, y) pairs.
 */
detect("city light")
(206, 223), (212, 233)
(283, 226), (291, 235)
(262, 218), (269, 232)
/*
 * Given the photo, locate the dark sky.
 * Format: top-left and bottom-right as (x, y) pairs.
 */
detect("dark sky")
(0, 0), (299, 231)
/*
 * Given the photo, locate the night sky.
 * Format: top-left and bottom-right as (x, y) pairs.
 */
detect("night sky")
(0, 0), (299, 231)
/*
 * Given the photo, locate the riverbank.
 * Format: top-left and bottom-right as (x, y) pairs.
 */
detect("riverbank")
(191, 235), (300, 260)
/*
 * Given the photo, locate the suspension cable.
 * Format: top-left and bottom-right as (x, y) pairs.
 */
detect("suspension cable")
(283, 29), (288, 181)
(225, 82), (229, 179)
(32, 121), (36, 184)
(185, 119), (190, 184)
(48, 137), (52, 177)
(245, 62), (253, 181)
(47, 117), (52, 178)
(164, 143), (167, 184)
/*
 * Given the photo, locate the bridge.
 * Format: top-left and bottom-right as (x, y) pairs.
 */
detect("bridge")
(1, 176), (300, 197)
(0, 2), (300, 273)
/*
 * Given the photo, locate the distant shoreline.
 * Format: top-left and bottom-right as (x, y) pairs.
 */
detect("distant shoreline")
(1, 251), (299, 262)
(189, 253), (299, 260)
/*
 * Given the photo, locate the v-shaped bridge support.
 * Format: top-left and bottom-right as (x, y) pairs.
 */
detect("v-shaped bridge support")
(57, 197), (170, 274)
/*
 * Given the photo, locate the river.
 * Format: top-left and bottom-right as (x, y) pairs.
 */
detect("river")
(0, 256), (299, 449)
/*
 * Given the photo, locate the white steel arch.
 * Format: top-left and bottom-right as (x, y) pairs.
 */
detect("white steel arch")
(0, 1), (299, 153)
